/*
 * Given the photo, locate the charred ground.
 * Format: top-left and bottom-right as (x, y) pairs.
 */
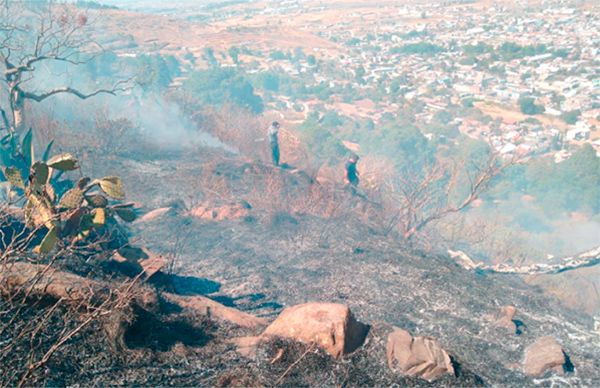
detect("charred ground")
(64, 146), (600, 386)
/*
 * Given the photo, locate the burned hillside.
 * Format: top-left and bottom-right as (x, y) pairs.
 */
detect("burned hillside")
(2, 0), (600, 386)
(90, 149), (600, 385)
(3, 146), (600, 386)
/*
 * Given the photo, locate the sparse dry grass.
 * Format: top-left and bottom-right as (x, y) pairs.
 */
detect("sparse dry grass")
(0, 208), (141, 386)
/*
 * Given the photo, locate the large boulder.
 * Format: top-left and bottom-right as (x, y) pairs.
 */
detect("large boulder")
(386, 327), (455, 382)
(523, 336), (569, 376)
(262, 302), (368, 358)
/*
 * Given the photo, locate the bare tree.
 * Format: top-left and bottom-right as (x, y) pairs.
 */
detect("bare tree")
(382, 148), (520, 244)
(0, 0), (128, 134)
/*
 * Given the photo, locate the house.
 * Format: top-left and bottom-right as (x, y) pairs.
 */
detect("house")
(500, 143), (517, 154)
(565, 121), (591, 141)
(545, 107), (562, 116)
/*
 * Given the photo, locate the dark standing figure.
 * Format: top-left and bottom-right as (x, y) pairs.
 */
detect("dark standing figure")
(345, 154), (360, 188)
(268, 121), (281, 166)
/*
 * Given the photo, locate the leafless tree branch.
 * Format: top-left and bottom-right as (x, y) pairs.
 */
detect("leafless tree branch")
(383, 147), (521, 244)
(21, 78), (132, 103)
(0, 1), (130, 133)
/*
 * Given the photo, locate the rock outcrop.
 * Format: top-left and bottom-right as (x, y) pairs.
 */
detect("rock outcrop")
(262, 302), (368, 358)
(523, 336), (569, 376)
(386, 327), (455, 382)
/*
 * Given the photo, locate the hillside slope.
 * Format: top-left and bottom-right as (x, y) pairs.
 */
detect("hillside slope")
(90, 148), (600, 386)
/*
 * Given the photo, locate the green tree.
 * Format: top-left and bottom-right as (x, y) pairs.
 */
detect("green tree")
(132, 54), (177, 92)
(560, 110), (581, 125)
(260, 72), (280, 92)
(298, 112), (346, 164)
(433, 110), (453, 125)
(525, 144), (600, 214)
(355, 66), (366, 84)
(293, 47), (305, 63)
(346, 38), (360, 46)
(228, 46), (241, 64)
(269, 50), (286, 61)
(391, 42), (444, 56)
(186, 68), (264, 114)
(321, 111), (344, 128)
(518, 96), (545, 115)
(203, 47), (218, 67)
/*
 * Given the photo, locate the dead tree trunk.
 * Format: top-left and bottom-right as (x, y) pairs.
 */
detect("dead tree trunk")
(0, 262), (158, 351)
(10, 88), (25, 134)
(0, 262), (266, 331)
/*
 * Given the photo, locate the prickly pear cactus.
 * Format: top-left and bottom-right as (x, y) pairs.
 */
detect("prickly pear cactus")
(86, 194), (109, 208)
(2, 143), (136, 255)
(3, 167), (25, 190)
(58, 188), (85, 209)
(94, 176), (125, 199)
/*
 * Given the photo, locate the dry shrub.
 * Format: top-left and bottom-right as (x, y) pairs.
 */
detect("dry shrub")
(436, 212), (535, 265)
(28, 110), (67, 148)
(29, 108), (138, 162)
(314, 163), (341, 185)
(358, 155), (396, 190)
(201, 104), (268, 162)
(184, 160), (233, 210)
(243, 166), (350, 221)
(365, 150), (521, 247)
(197, 105), (321, 176)
(244, 167), (292, 216)
(278, 127), (322, 176)
(91, 113), (138, 156)
(284, 154), (391, 228)
(290, 182), (345, 218)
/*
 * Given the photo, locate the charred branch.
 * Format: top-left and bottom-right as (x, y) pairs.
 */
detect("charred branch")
(21, 79), (131, 103)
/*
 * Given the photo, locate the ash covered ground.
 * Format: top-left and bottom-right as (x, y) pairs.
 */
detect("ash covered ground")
(76, 147), (600, 386)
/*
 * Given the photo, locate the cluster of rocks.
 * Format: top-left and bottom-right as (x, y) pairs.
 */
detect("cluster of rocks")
(491, 305), (572, 377)
(135, 202), (253, 224)
(219, 302), (574, 383)
(188, 201), (252, 221)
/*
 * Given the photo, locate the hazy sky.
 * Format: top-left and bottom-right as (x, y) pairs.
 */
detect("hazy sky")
(99, 0), (238, 9)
